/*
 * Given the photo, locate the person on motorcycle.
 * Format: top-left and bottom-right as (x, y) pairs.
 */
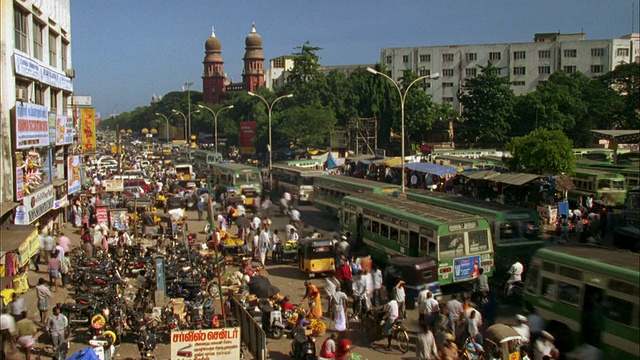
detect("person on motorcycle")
(506, 257), (524, 296)
(352, 271), (368, 321)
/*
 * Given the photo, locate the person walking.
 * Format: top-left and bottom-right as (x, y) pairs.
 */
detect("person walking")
(60, 253), (71, 288)
(45, 306), (68, 350)
(1, 306), (17, 359)
(197, 197), (204, 221)
(48, 251), (61, 291)
(371, 264), (383, 306)
(15, 310), (37, 360)
(331, 286), (348, 332)
(415, 322), (439, 360)
(393, 280), (406, 319)
(258, 225), (271, 268)
(9, 293), (25, 322)
(302, 281), (323, 320)
(35, 278), (52, 324)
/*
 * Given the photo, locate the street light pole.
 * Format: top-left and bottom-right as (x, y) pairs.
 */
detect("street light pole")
(155, 112), (172, 144)
(366, 67), (439, 194)
(172, 109), (200, 146)
(198, 104), (234, 155)
(247, 92), (293, 192)
(184, 82), (194, 144)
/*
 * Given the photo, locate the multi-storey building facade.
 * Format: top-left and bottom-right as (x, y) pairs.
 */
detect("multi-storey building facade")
(381, 32), (639, 111)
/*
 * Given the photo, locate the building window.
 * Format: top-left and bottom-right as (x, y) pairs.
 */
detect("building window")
(34, 84), (45, 105)
(402, 55), (409, 63)
(49, 31), (58, 67)
(538, 50), (551, 58)
(513, 67), (526, 75)
(591, 48), (605, 57)
(616, 48), (629, 57)
(386, 55), (392, 64)
(465, 68), (477, 77)
(538, 66), (551, 75)
(50, 89), (59, 113)
(14, 7), (29, 52)
(489, 52), (501, 61)
(489, 68), (501, 76)
(419, 54), (430, 62)
(591, 65), (604, 73)
(563, 66), (576, 74)
(422, 82), (432, 90)
(62, 93), (70, 114)
(513, 51), (526, 60)
(442, 82), (454, 88)
(442, 97), (454, 103)
(33, 21), (45, 60)
(465, 53), (477, 61)
(419, 69), (431, 77)
(442, 69), (454, 77)
(61, 41), (69, 71)
(563, 49), (577, 57)
(442, 53), (454, 62)
(512, 81), (526, 86)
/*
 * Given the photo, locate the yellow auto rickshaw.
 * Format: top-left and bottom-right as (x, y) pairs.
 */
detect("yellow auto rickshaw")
(238, 185), (258, 210)
(483, 324), (522, 360)
(297, 238), (335, 278)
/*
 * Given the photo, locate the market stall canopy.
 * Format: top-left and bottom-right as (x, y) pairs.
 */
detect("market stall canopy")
(461, 170), (540, 186)
(248, 275), (280, 298)
(0, 222), (34, 252)
(378, 157), (403, 168)
(460, 170), (501, 180)
(554, 174), (575, 192)
(591, 129), (640, 143)
(0, 202), (20, 218)
(397, 162), (459, 176)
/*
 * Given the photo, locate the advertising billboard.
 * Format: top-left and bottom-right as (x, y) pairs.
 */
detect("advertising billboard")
(81, 108), (96, 152)
(240, 121), (257, 155)
(67, 155), (81, 195)
(55, 115), (74, 145)
(15, 102), (49, 149)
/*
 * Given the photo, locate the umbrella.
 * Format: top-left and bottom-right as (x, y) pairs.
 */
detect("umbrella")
(248, 275), (280, 298)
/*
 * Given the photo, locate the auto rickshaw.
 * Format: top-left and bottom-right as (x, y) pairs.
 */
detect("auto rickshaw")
(297, 238), (335, 277)
(483, 324), (522, 360)
(239, 185), (259, 210)
(383, 256), (441, 309)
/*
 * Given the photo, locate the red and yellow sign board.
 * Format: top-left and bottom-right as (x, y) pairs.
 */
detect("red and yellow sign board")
(81, 108), (96, 152)
(240, 121), (257, 155)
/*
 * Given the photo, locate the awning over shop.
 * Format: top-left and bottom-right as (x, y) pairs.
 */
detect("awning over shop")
(0, 223), (35, 252)
(0, 202), (20, 218)
(398, 162), (459, 176)
(554, 174), (575, 192)
(374, 157), (403, 168)
(461, 171), (540, 186)
(591, 129), (640, 143)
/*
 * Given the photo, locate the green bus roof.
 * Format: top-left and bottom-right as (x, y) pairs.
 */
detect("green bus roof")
(284, 159), (323, 166)
(212, 163), (260, 172)
(343, 192), (489, 230)
(573, 168), (625, 177)
(314, 175), (400, 192)
(406, 189), (540, 223)
(534, 246), (639, 284)
(272, 164), (326, 175)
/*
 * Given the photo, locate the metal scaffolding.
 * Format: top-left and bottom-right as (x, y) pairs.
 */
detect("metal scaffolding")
(347, 117), (379, 155)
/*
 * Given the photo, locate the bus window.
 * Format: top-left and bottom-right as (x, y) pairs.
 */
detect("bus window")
(380, 223), (389, 238)
(409, 231), (419, 250)
(526, 266), (540, 293)
(371, 220), (380, 235)
(439, 234), (465, 257)
(301, 177), (313, 186)
(542, 277), (557, 298)
(499, 222), (518, 240)
(542, 261), (556, 273)
(248, 172), (259, 181)
(557, 281), (580, 305)
(389, 227), (399, 242)
(419, 236), (429, 253)
(604, 296), (634, 326)
(468, 230), (489, 253)
(558, 266), (582, 280)
(399, 230), (409, 246)
(611, 179), (625, 190)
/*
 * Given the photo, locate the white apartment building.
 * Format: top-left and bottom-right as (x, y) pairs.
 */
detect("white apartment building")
(0, 0), (73, 216)
(265, 56), (295, 89)
(381, 32), (639, 112)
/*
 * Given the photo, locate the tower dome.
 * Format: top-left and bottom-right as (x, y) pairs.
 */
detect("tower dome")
(204, 27), (223, 63)
(244, 22), (264, 60)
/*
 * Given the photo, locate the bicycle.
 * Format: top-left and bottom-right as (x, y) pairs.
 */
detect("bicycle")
(349, 295), (368, 330)
(361, 308), (410, 353)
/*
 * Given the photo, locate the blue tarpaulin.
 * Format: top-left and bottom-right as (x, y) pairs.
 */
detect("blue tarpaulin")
(558, 201), (570, 217)
(66, 347), (100, 360)
(395, 162), (459, 176)
(326, 152), (338, 169)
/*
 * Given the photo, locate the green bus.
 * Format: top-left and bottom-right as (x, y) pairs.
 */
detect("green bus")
(312, 175), (400, 216)
(524, 246), (639, 360)
(405, 189), (543, 274)
(571, 168), (626, 206)
(479, 155), (509, 172)
(433, 155), (494, 170)
(341, 193), (494, 286)
(432, 149), (500, 158)
(188, 149), (223, 169)
(573, 148), (615, 162)
(211, 163), (262, 195)
(576, 160), (640, 190)
(271, 164), (325, 203)
(282, 159), (324, 169)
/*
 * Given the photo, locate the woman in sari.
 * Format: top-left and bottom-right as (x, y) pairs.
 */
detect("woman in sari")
(303, 281), (323, 319)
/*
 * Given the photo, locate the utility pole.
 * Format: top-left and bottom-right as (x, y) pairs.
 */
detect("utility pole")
(116, 123), (121, 174)
(185, 82), (193, 146)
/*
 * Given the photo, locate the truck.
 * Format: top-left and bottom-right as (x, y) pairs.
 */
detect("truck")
(174, 164), (195, 180)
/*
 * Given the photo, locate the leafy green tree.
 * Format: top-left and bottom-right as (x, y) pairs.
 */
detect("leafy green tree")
(281, 42), (328, 108)
(274, 106), (336, 148)
(397, 70), (439, 147)
(505, 128), (574, 175)
(324, 70), (358, 128)
(457, 62), (515, 145)
(598, 62), (640, 129)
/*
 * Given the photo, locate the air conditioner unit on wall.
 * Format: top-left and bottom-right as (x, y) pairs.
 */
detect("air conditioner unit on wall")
(65, 69), (75, 78)
(16, 88), (27, 100)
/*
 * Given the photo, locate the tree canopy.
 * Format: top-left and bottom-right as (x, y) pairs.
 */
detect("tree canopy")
(505, 128), (574, 175)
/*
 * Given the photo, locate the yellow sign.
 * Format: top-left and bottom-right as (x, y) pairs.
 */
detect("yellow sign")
(91, 314), (106, 329)
(27, 229), (40, 259)
(81, 108), (96, 152)
(13, 272), (29, 294)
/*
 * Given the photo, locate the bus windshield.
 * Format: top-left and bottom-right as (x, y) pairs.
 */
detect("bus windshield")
(597, 179), (624, 190)
(468, 230), (490, 253)
(301, 177), (314, 186)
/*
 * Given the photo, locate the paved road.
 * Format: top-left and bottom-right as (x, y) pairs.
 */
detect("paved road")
(15, 204), (525, 360)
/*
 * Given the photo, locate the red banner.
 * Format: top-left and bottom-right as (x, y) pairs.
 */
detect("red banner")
(239, 121), (257, 155)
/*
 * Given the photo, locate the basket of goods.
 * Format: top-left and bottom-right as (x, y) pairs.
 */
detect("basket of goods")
(310, 318), (327, 337)
(223, 237), (244, 247)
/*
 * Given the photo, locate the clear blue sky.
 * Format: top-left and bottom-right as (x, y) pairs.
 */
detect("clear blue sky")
(70, 0), (638, 117)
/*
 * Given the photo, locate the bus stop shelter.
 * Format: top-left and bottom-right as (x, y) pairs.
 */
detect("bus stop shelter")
(591, 129), (640, 163)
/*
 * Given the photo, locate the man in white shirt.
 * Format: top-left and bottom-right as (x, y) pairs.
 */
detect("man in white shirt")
(507, 258), (524, 295)
(371, 264), (383, 306)
(512, 314), (530, 346)
(393, 280), (406, 319)
(381, 299), (399, 350)
(447, 294), (464, 332)
(422, 291), (440, 326)
(290, 208), (301, 227)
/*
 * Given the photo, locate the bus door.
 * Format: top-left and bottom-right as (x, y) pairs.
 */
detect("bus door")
(582, 285), (605, 348)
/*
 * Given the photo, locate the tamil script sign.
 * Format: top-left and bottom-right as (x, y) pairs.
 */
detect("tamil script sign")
(239, 121), (257, 155)
(170, 328), (240, 359)
(67, 155), (81, 194)
(81, 108), (96, 152)
(103, 179), (124, 192)
(15, 102), (49, 149)
(55, 115), (74, 145)
(14, 185), (54, 225)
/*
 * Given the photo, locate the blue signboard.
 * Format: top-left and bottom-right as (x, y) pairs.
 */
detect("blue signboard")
(155, 255), (165, 293)
(453, 255), (482, 282)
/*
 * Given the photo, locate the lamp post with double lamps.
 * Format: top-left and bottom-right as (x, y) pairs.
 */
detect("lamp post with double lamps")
(172, 109), (200, 146)
(198, 104), (234, 155)
(366, 67), (440, 194)
(247, 92), (293, 192)
(155, 112), (177, 144)
(184, 82), (194, 142)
